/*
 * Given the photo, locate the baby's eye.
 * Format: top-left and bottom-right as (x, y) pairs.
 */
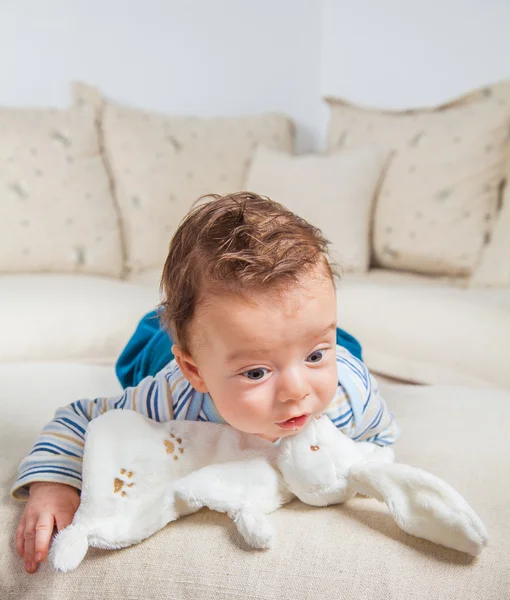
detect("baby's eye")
(241, 367), (269, 381)
(306, 349), (327, 364)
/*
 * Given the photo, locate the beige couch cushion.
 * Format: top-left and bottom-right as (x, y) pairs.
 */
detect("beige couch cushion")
(338, 270), (510, 389)
(326, 85), (510, 277)
(0, 275), (159, 364)
(245, 145), (387, 272)
(1, 363), (508, 599)
(0, 104), (123, 277)
(73, 82), (294, 275)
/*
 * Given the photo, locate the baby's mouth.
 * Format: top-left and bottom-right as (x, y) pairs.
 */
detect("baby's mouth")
(276, 414), (309, 430)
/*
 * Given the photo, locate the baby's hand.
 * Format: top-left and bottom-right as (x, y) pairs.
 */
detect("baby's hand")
(15, 482), (80, 574)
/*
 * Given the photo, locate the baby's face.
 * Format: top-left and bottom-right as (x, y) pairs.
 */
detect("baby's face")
(174, 267), (338, 441)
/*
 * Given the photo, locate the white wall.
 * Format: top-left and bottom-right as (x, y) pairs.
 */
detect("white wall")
(0, 0), (324, 152)
(321, 0), (510, 109)
(1, 0), (510, 152)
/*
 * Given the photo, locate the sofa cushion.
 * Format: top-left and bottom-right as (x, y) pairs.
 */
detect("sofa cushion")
(1, 363), (508, 599)
(245, 145), (387, 272)
(338, 270), (510, 389)
(0, 103), (124, 277)
(72, 82), (295, 276)
(0, 275), (159, 364)
(325, 83), (510, 277)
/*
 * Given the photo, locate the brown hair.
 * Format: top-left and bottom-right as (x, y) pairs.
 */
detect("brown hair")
(159, 191), (340, 353)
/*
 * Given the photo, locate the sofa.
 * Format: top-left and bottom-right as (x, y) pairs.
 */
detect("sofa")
(1, 80), (510, 599)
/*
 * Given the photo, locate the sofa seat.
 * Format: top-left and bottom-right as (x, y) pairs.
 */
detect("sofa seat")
(337, 270), (510, 389)
(0, 275), (159, 365)
(2, 269), (509, 390)
(1, 362), (509, 600)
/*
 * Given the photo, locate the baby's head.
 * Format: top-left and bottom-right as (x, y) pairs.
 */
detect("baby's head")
(160, 192), (340, 441)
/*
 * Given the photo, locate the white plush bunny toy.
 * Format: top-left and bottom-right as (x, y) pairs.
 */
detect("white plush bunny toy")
(50, 410), (488, 572)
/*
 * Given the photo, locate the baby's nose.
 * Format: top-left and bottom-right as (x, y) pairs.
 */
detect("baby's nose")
(279, 392), (309, 404)
(276, 369), (310, 403)
(277, 383), (310, 403)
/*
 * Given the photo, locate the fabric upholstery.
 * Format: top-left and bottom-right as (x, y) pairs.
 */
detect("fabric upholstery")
(1, 363), (508, 599)
(337, 271), (510, 389)
(0, 275), (158, 364)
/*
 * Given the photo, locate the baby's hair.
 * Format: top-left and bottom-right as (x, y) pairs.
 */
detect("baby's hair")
(159, 191), (340, 353)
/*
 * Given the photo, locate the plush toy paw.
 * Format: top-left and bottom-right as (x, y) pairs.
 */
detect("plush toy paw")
(49, 523), (89, 573)
(174, 457), (284, 548)
(230, 508), (276, 549)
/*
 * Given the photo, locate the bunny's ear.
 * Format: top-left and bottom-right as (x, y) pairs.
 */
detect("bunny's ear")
(348, 462), (488, 556)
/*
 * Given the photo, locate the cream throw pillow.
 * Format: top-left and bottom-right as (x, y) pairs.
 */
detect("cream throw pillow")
(245, 145), (387, 272)
(72, 82), (294, 275)
(0, 104), (123, 276)
(326, 90), (510, 276)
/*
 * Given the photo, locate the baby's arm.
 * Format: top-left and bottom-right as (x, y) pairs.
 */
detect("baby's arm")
(11, 364), (179, 500)
(13, 363), (182, 573)
(330, 349), (401, 446)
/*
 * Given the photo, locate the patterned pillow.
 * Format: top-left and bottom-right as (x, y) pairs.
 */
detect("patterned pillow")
(470, 151), (510, 287)
(0, 103), (123, 276)
(72, 83), (295, 275)
(459, 81), (510, 288)
(325, 83), (510, 277)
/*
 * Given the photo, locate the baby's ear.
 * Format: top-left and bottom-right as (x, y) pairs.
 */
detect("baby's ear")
(172, 345), (209, 393)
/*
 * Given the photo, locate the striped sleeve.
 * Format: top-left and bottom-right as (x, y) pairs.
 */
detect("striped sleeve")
(325, 347), (401, 446)
(11, 363), (183, 501)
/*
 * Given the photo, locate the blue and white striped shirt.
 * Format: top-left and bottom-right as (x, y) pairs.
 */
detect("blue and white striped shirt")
(11, 346), (400, 500)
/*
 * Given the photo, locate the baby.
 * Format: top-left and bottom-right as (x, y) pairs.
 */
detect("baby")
(13, 192), (400, 573)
